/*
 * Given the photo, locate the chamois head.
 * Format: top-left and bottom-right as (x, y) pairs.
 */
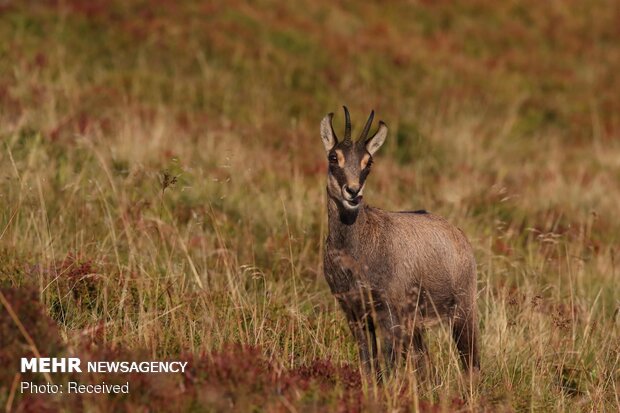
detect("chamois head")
(320, 106), (388, 211)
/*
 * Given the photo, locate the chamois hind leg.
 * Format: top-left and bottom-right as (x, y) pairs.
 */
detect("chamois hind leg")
(451, 308), (480, 373)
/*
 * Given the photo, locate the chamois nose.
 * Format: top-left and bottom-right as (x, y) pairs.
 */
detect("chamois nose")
(344, 184), (360, 198)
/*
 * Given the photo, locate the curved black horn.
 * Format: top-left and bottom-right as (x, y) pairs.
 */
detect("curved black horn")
(343, 106), (352, 141)
(359, 110), (375, 141)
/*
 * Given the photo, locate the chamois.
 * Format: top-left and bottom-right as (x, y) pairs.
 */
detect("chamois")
(321, 107), (479, 376)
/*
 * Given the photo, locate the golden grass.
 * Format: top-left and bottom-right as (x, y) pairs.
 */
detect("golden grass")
(1, 1), (619, 411)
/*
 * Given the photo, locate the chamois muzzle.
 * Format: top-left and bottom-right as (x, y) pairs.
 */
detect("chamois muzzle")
(342, 184), (363, 207)
(344, 184), (361, 198)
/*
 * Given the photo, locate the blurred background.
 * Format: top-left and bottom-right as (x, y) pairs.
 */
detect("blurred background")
(1, 1), (619, 411)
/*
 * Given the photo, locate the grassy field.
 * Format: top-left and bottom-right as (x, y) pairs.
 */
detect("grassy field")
(1, 0), (619, 411)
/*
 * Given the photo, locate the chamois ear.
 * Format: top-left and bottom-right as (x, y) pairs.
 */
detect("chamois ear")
(365, 121), (388, 155)
(320, 113), (338, 152)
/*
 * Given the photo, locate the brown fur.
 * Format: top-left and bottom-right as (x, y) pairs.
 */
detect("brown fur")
(320, 108), (479, 377)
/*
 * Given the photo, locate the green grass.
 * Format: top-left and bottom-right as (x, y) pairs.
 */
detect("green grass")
(1, 0), (619, 411)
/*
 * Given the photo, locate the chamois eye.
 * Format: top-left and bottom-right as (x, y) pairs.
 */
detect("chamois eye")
(328, 153), (338, 164)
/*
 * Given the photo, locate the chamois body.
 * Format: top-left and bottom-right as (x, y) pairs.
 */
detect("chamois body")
(320, 108), (479, 375)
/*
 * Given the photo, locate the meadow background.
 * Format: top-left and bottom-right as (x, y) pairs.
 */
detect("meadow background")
(1, 0), (619, 411)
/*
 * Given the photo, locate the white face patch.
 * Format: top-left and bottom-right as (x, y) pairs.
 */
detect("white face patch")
(342, 199), (361, 210)
(335, 149), (345, 168)
(360, 153), (370, 169)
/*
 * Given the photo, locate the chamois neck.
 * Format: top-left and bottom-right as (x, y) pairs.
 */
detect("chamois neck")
(326, 190), (365, 249)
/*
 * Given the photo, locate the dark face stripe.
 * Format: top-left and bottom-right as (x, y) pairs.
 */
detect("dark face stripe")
(327, 143), (373, 190)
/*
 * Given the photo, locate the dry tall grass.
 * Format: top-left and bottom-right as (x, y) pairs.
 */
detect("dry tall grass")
(1, 1), (619, 411)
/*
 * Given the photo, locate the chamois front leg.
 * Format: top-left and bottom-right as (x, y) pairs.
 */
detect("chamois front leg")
(339, 298), (379, 377)
(374, 301), (403, 374)
(348, 316), (379, 374)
